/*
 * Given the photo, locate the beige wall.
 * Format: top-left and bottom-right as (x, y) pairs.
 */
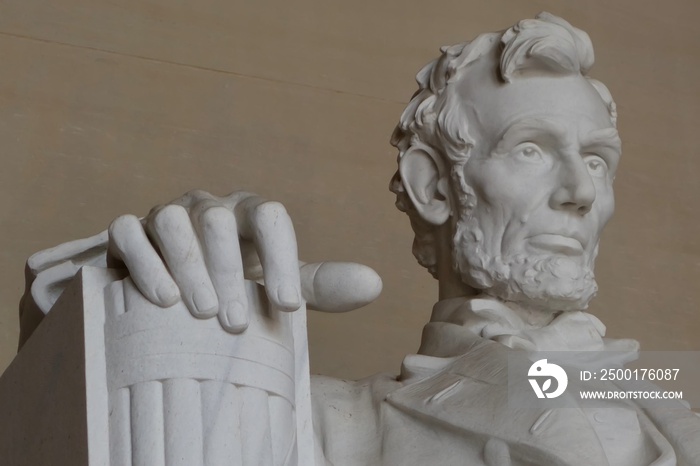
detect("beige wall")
(0, 0), (698, 379)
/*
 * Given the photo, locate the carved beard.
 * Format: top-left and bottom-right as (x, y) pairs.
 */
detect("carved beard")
(451, 214), (599, 312)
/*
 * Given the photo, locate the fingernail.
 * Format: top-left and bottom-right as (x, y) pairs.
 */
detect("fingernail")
(276, 285), (300, 310)
(192, 288), (218, 317)
(155, 283), (180, 307)
(223, 301), (248, 333)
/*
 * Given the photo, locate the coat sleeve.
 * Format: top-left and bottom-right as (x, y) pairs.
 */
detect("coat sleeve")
(19, 230), (109, 348)
(310, 373), (402, 466)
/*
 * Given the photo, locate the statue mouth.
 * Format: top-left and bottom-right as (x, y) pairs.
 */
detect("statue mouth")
(526, 234), (585, 256)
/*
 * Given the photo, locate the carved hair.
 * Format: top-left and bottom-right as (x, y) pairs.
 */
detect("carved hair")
(390, 12), (617, 277)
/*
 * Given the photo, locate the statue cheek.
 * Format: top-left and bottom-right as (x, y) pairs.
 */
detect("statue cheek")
(594, 192), (615, 228)
(475, 206), (519, 255)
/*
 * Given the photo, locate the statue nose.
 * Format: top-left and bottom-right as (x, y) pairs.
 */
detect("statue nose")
(549, 158), (596, 215)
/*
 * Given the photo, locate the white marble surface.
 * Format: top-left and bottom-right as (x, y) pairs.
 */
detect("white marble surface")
(7, 12), (698, 466)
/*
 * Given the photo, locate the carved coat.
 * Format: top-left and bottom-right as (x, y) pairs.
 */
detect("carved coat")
(311, 298), (700, 466)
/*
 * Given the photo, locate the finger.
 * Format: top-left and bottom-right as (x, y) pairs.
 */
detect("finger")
(239, 199), (301, 312)
(191, 200), (250, 333)
(300, 262), (382, 313)
(108, 214), (180, 307)
(146, 204), (219, 318)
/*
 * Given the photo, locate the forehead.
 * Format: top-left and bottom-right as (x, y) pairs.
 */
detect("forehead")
(456, 69), (614, 144)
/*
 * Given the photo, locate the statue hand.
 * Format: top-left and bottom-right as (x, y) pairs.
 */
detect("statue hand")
(106, 190), (382, 333)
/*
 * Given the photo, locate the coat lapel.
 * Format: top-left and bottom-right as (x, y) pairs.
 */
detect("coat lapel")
(387, 340), (610, 466)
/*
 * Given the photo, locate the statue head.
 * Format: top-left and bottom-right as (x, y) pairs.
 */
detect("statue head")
(390, 13), (620, 313)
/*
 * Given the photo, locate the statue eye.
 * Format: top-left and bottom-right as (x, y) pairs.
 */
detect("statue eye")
(584, 155), (608, 177)
(515, 144), (544, 162)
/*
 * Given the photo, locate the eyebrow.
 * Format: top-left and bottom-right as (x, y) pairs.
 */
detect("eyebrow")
(491, 118), (621, 157)
(580, 127), (622, 155)
(491, 118), (569, 156)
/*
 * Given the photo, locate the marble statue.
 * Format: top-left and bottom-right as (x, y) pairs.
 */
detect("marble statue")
(11, 12), (700, 466)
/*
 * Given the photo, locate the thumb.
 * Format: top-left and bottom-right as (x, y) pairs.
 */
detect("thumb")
(299, 262), (382, 313)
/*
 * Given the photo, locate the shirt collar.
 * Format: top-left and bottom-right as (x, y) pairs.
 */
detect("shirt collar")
(419, 295), (639, 356)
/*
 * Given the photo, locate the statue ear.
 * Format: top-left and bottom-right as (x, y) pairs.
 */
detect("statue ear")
(399, 144), (451, 226)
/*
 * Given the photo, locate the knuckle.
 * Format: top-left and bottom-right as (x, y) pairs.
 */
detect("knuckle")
(178, 189), (217, 208)
(199, 205), (234, 230)
(186, 188), (208, 197)
(223, 191), (255, 206)
(108, 214), (139, 238)
(146, 203), (165, 218)
(184, 189), (211, 201)
(252, 200), (287, 223)
(189, 199), (218, 219)
(151, 204), (188, 230)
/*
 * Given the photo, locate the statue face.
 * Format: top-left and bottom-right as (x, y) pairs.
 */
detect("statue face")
(453, 72), (621, 312)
